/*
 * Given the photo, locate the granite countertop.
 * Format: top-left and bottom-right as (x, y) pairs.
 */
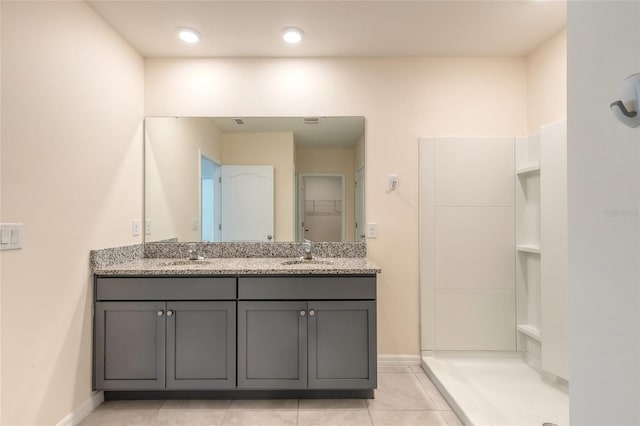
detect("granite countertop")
(93, 257), (382, 276)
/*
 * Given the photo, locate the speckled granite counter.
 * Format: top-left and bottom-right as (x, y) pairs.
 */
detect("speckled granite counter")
(90, 242), (379, 276)
(93, 256), (381, 276)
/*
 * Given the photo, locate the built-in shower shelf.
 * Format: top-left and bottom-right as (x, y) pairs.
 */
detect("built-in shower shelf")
(516, 245), (541, 254)
(516, 164), (541, 175)
(517, 324), (541, 342)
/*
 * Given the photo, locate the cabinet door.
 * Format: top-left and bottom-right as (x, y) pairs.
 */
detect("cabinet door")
(95, 301), (166, 390)
(308, 301), (377, 389)
(166, 301), (236, 389)
(238, 301), (307, 389)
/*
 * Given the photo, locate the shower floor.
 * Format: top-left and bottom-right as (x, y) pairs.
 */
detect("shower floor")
(422, 352), (569, 426)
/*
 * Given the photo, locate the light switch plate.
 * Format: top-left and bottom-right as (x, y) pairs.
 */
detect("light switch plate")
(0, 223), (23, 250)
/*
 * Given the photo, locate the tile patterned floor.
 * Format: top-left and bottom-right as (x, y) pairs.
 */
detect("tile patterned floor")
(80, 367), (463, 426)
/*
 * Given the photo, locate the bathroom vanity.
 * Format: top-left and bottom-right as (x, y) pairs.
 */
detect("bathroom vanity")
(92, 250), (380, 399)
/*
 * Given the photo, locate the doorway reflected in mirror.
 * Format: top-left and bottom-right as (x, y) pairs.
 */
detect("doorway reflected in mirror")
(145, 116), (365, 243)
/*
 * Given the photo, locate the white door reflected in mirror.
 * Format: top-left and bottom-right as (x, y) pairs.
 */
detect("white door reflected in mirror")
(221, 165), (274, 242)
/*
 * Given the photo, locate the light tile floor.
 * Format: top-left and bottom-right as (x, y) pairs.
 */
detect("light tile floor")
(80, 367), (463, 426)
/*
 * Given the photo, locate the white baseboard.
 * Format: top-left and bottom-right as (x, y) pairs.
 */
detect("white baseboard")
(377, 354), (421, 366)
(56, 391), (104, 426)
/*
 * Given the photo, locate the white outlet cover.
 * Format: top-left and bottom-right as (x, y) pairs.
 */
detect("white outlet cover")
(366, 223), (377, 238)
(132, 219), (141, 237)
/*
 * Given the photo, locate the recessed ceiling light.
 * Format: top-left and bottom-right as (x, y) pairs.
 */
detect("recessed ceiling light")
(282, 27), (304, 44)
(177, 27), (200, 44)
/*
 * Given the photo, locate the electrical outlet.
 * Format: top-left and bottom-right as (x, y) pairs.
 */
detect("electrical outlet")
(132, 220), (141, 237)
(192, 219), (200, 231)
(366, 223), (377, 238)
(145, 220), (152, 235)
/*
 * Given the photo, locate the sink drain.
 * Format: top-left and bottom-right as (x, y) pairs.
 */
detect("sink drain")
(542, 423), (558, 426)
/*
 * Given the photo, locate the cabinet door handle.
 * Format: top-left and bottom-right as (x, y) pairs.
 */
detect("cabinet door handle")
(299, 310), (306, 317)
(309, 309), (315, 317)
(157, 310), (164, 317)
(167, 310), (174, 317)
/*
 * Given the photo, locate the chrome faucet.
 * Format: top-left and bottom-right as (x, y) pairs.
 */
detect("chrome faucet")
(187, 243), (203, 260)
(303, 239), (313, 260)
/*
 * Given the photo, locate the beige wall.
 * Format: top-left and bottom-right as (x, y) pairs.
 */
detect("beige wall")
(222, 132), (295, 241)
(145, 57), (528, 355)
(145, 117), (222, 242)
(296, 148), (356, 241)
(527, 30), (567, 133)
(0, 2), (144, 425)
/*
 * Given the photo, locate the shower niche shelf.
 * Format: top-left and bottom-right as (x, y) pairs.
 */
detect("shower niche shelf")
(515, 120), (568, 381)
(515, 132), (542, 370)
(516, 164), (541, 175)
(516, 245), (541, 255)
(517, 324), (541, 342)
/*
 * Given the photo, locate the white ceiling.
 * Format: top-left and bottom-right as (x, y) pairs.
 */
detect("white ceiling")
(208, 116), (365, 148)
(87, 1), (566, 58)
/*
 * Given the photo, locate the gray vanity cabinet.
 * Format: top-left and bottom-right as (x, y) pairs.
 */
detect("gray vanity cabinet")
(166, 301), (236, 389)
(95, 301), (166, 390)
(307, 300), (376, 389)
(237, 276), (377, 390)
(238, 301), (308, 389)
(94, 277), (236, 391)
(94, 274), (377, 394)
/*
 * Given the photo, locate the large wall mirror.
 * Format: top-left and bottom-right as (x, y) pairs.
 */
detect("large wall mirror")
(145, 116), (365, 243)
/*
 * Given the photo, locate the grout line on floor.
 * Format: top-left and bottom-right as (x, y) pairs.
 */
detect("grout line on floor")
(411, 371), (443, 410)
(365, 398), (375, 426)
